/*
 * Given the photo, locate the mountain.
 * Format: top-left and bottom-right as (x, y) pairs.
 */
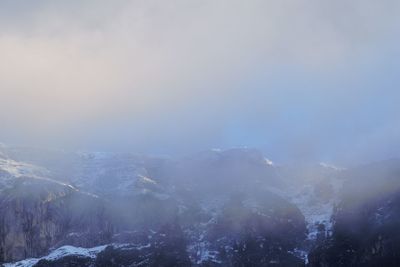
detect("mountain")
(2, 144), (383, 266)
(308, 159), (400, 267)
(0, 156), (112, 262)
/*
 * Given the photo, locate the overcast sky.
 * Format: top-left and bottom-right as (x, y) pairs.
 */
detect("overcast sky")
(0, 0), (399, 164)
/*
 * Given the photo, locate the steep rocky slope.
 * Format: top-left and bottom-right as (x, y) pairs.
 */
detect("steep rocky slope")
(0, 144), (347, 266)
(0, 150), (112, 262)
(308, 160), (400, 267)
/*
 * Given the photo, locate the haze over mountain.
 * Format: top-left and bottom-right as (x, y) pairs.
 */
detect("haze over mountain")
(0, 144), (400, 266)
(1, 1), (400, 266)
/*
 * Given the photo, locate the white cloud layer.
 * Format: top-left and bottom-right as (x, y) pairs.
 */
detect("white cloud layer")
(0, 0), (399, 162)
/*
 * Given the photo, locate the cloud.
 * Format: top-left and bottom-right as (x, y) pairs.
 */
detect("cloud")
(0, 0), (399, 161)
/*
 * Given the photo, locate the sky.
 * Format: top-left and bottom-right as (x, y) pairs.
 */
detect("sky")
(0, 0), (399, 164)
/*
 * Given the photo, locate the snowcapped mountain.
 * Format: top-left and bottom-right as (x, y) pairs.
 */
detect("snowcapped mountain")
(3, 144), (398, 266)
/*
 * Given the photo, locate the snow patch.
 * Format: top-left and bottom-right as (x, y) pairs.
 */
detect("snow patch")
(4, 245), (108, 267)
(265, 158), (274, 166)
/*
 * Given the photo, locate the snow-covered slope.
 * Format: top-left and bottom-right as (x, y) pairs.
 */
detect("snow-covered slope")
(0, 144), (349, 266)
(276, 163), (345, 239)
(0, 152), (77, 193)
(3, 245), (108, 267)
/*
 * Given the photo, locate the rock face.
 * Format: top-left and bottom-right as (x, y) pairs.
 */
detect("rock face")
(4, 144), (399, 266)
(0, 150), (113, 263)
(203, 192), (306, 266)
(0, 146), (311, 266)
(0, 178), (112, 262)
(308, 160), (400, 267)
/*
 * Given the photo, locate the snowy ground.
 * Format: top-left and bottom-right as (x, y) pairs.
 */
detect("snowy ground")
(3, 245), (108, 267)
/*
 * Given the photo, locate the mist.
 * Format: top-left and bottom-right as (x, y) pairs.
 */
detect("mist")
(2, 2), (400, 266)
(0, 0), (399, 165)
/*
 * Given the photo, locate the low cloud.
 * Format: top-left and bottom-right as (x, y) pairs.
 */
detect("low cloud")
(0, 0), (399, 162)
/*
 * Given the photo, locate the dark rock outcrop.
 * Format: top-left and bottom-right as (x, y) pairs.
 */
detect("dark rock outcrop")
(0, 177), (112, 262)
(308, 160), (400, 267)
